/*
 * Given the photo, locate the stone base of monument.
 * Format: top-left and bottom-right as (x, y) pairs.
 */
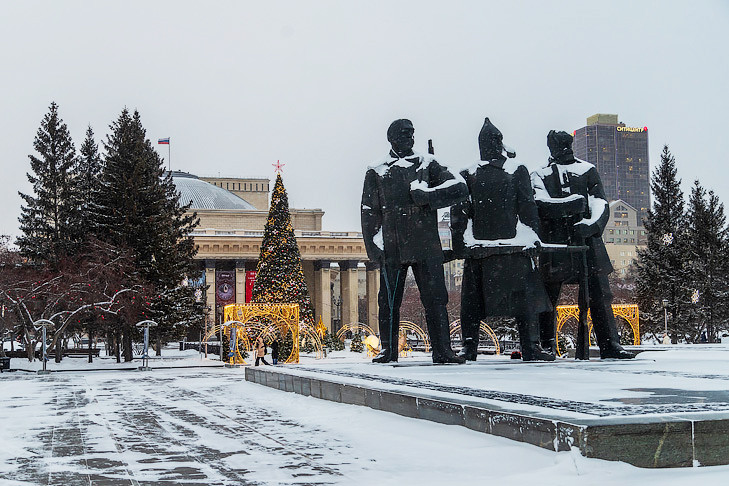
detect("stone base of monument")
(245, 349), (729, 468)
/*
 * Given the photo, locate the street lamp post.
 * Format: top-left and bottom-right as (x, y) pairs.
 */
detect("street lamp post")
(662, 299), (670, 345)
(34, 319), (55, 374)
(135, 320), (158, 371)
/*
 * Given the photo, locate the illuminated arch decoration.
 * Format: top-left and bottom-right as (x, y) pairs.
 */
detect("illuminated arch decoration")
(221, 303), (302, 364)
(449, 320), (501, 356)
(399, 321), (430, 353)
(336, 323), (386, 357)
(299, 326), (325, 360)
(335, 322), (378, 341)
(337, 321), (430, 356)
(555, 304), (640, 357)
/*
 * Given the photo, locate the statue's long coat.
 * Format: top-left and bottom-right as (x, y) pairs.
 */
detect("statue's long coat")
(361, 151), (468, 265)
(531, 158), (613, 282)
(450, 160), (550, 316)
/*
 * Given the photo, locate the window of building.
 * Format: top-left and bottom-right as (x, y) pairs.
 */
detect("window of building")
(226, 182), (229, 190)
(620, 251), (625, 256)
(256, 184), (259, 191)
(608, 229), (614, 234)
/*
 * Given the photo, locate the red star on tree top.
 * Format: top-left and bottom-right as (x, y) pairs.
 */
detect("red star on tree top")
(272, 160), (285, 174)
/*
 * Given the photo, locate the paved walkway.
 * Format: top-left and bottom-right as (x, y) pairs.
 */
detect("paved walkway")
(0, 370), (358, 485)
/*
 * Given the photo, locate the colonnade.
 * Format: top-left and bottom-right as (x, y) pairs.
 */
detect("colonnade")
(203, 259), (380, 334)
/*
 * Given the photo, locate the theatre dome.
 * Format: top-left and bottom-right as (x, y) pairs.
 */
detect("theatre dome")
(170, 171), (256, 210)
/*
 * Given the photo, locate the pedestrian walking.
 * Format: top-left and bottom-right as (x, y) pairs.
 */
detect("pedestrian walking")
(254, 336), (270, 366)
(271, 339), (279, 365)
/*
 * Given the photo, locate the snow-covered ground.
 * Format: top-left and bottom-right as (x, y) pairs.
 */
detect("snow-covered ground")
(279, 346), (729, 421)
(2, 347), (729, 484)
(4, 347), (225, 372)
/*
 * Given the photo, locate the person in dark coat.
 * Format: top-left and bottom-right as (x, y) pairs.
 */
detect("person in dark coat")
(531, 130), (634, 359)
(450, 118), (554, 361)
(361, 118), (469, 364)
(271, 339), (279, 365)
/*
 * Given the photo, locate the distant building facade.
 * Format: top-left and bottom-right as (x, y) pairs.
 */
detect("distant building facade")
(603, 200), (646, 276)
(572, 113), (650, 224)
(438, 213), (463, 290)
(171, 172), (376, 333)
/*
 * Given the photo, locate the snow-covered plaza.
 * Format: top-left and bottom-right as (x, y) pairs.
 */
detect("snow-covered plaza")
(2, 348), (729, 485)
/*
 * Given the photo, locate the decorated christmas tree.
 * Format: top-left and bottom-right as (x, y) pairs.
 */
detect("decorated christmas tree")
(251, 172), (315, 328)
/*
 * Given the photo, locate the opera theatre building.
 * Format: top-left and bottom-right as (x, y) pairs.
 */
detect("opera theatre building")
(171, 171), (377, 333)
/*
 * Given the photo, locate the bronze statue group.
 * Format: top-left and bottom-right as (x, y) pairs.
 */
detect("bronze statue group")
(361, 118), (635, 364)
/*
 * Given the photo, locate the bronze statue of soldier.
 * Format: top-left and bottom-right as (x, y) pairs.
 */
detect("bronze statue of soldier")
(361, 119), (468, 364)
(450, 118), (554, 361)
(531, 130), (635, 359)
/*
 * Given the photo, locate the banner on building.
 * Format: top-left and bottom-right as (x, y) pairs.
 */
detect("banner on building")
(215, 271), (236, 307)
(245, 271), (257, 302)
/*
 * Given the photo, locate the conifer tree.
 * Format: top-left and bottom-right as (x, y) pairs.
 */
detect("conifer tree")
(76, 126), (102, 234)
(17, 102), (80, 265)
(251, 173), (315, 327)
(635, 145), (690, 342)
(92, 108), (201, 360)
(685, 182), (729, 342)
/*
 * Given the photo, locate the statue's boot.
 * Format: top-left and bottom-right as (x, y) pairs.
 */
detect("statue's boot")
(599, 342), (635, 359)
(539, 309), (557, 355)
(519, 315), (556, 362)
(590, 299), (636, 360)
(429, 307), (465, 364)
(372, 348), (398, 363)
(433, 351), (467, 364)
(521, 343), (556, 361)
(457, 337), (478, 361)
(541, 338), (557, 355)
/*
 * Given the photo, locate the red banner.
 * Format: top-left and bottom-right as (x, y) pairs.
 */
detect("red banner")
(245, 271), (257, 302)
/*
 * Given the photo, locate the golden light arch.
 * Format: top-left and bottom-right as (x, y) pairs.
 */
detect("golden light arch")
(555, 304), (640, 357)
(335, 322), (378, 341)
(449, 320), (501, 355)
(215, 303), (306, 364)
(399, 321), (430, 353)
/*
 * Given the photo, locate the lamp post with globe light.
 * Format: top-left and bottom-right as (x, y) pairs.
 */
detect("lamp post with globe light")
(34, 319), (55, 374)
(662, 299), (670, 345)
(135, 320), (158, 370)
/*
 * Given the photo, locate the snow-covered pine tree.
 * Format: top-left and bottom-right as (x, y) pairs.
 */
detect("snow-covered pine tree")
(92, 108), (201, 360)
(635, 145), (690, 342)
(17, 102), (81, 266)
(251, 173), (316, 327)
(685, 182), (729, 343)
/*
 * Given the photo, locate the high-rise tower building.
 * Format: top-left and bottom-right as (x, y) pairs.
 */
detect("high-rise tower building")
(572, 114), (650, 223)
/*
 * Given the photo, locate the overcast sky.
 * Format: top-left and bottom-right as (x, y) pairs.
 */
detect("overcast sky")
(1, 0), (727, 238)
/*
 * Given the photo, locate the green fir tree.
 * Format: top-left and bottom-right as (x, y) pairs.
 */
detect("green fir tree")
(76, 126), (102, 234)
(251, 173), (315, 326)
(685, 182), (729, 343)
(635, 145), (690, 342)
(92, 108), (201, 360)
(17, 102), (81, 265)
(349, 332), (364, 353)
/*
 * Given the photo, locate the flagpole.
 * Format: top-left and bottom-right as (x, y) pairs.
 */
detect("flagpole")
(168, 138), (171, 172)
